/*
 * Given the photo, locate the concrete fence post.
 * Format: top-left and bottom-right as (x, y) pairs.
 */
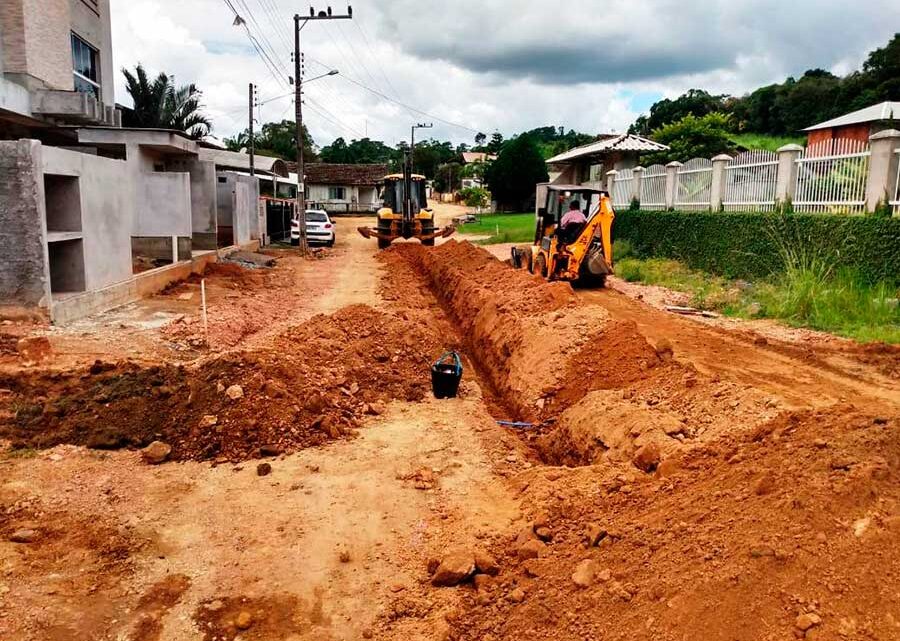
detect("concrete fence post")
(631, 166), (644, 205)
(775, 144), (804, 205)
(665, 161), (682, 210)
(710, 154), (732, 211)
(865, 129), (900, 212)
(605, 170), (617, 196)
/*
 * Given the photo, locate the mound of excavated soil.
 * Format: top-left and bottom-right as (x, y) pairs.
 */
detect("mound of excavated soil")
(0, 305), (441, 461)
(382, 241), (632, 421)
(383, 242), (775, 466)
(449, 407), (900, 641)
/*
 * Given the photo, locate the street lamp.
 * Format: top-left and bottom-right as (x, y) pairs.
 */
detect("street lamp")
(304, 69), (339, 84)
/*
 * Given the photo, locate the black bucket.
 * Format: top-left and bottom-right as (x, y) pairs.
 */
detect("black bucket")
(431, 351), (463, 399)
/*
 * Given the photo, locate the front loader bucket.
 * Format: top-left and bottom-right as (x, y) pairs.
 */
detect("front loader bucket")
(357, 226), (374, 239)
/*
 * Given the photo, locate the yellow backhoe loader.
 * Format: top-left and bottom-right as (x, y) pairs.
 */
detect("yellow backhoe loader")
(511, 185), (615, 287)
(358, 164), (454, 249)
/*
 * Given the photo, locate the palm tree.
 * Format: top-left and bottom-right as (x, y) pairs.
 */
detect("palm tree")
(122, 64), (212, 140)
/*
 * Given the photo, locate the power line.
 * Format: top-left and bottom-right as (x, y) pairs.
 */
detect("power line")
(334, 21), (383, 94)
(256, 0), (292, 54)
(234, 0), (289, 77)
(305, 96), (365, 138)
(325, 66), (480, 134)
(221, 0), (289, 89)
(352, 19), (412, 119)
(304, 55), (474, 133)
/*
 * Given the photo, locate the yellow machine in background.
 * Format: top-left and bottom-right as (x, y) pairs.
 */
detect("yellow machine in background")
(358, 165), (454, 249)
(511, 185), (615, 287)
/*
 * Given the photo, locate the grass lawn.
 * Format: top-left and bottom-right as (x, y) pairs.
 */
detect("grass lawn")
(728, 132), (806, 152)
(455, 213), (534, 244)
(614, 242), (900, 344)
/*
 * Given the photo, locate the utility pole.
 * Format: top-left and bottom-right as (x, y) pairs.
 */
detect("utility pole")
(293, 5), (353, 256)
(248, 82), (256, 176)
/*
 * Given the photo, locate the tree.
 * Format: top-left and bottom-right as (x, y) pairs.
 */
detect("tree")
(486, 132), (505, 154)
(474, 132), (487, 148)
(122, 64), (211, 139)
(858, 33), (900, 105)
(646, 112), (736, 163)
(412, 139), (456, 179)
(224, 119), (316, 162)
(458, 186), (491, 208)
(319, 137), (396, 164)
(485, 134), (548, 211)
(521, 126), (595, 158)
(434, 161), (462, 192)
(628, 89), (729, 136)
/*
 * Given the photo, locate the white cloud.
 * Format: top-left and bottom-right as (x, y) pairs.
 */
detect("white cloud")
(109, 0), (900, 146)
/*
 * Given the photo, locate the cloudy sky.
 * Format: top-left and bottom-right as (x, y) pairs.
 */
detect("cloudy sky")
(109, 0), (899, 148)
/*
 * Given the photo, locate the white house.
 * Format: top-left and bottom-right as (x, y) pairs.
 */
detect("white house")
(303, 163), (388, 214)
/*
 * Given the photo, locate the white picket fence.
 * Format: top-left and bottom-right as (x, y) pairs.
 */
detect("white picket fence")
(722, 150), (778, 212)
(675, 158), (713, 210)
(892, 149), (900, 216)
(794, 139), (870, 214)
(640, 164), (667, 210)
(611, 168), (633, 208)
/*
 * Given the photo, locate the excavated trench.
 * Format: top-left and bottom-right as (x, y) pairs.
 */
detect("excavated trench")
(382, 241), (782, 469)
(2, 240), (780, 470)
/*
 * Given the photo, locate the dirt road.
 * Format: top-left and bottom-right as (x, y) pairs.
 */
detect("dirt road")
(1, 206), (898, 641)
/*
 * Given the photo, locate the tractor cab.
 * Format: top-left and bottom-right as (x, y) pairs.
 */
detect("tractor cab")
(379, 173), (428, 216)
(358, 169), (453, 249)
(536, 185), (604, 246)
(511, 184), (614, 287)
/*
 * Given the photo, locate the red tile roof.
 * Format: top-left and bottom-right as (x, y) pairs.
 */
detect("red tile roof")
(293, 163), (389, 186)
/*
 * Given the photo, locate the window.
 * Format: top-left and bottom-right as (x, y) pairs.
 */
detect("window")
(71, 33), (100, 99)
(328, 186), (346, 200)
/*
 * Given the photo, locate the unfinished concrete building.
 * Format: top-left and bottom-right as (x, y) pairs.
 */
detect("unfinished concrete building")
(0, 135), (264, 323)
(0, 0), (120, 137)
(0, 3), (264, 323)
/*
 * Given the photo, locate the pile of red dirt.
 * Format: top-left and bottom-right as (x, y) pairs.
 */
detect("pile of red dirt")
(384, 242), (774, 466)
(0, 305), (441, 462)
(447, 406), (900, 641)
(384, 241), (634, 421)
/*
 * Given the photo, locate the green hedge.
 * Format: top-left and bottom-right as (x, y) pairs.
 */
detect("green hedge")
(614, 210), (900, 285)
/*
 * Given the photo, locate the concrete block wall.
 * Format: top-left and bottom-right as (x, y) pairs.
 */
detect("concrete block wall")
(0, 140), (50, 313)
(168, 158), (219, 250)
(42, 145), (133, 292)
(135, 171), (192, 237)
(216, 172), (260, 247)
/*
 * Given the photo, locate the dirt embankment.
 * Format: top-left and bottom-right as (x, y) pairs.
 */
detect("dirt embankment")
(383, 242), (648, 420)
(0, 305), (440, 461)
(386, 241), (777, 468)
(449, 406), (900, 641)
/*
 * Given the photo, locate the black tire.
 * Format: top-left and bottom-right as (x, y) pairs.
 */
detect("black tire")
(534, 253), (548, 279)
(421, 221), (435, 247)
(327, 238), (335, 247)
(377, 219), (392, 250)
(520, 246), (533, 272)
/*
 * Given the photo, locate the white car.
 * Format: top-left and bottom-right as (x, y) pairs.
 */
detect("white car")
(291, 209), (335, 247)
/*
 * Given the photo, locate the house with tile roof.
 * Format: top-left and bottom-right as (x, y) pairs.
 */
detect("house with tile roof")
(300, 163), (389, 214)
(545, 134), (669, 191)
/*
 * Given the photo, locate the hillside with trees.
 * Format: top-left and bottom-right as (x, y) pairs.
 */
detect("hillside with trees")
(629, 33), (900, 158)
